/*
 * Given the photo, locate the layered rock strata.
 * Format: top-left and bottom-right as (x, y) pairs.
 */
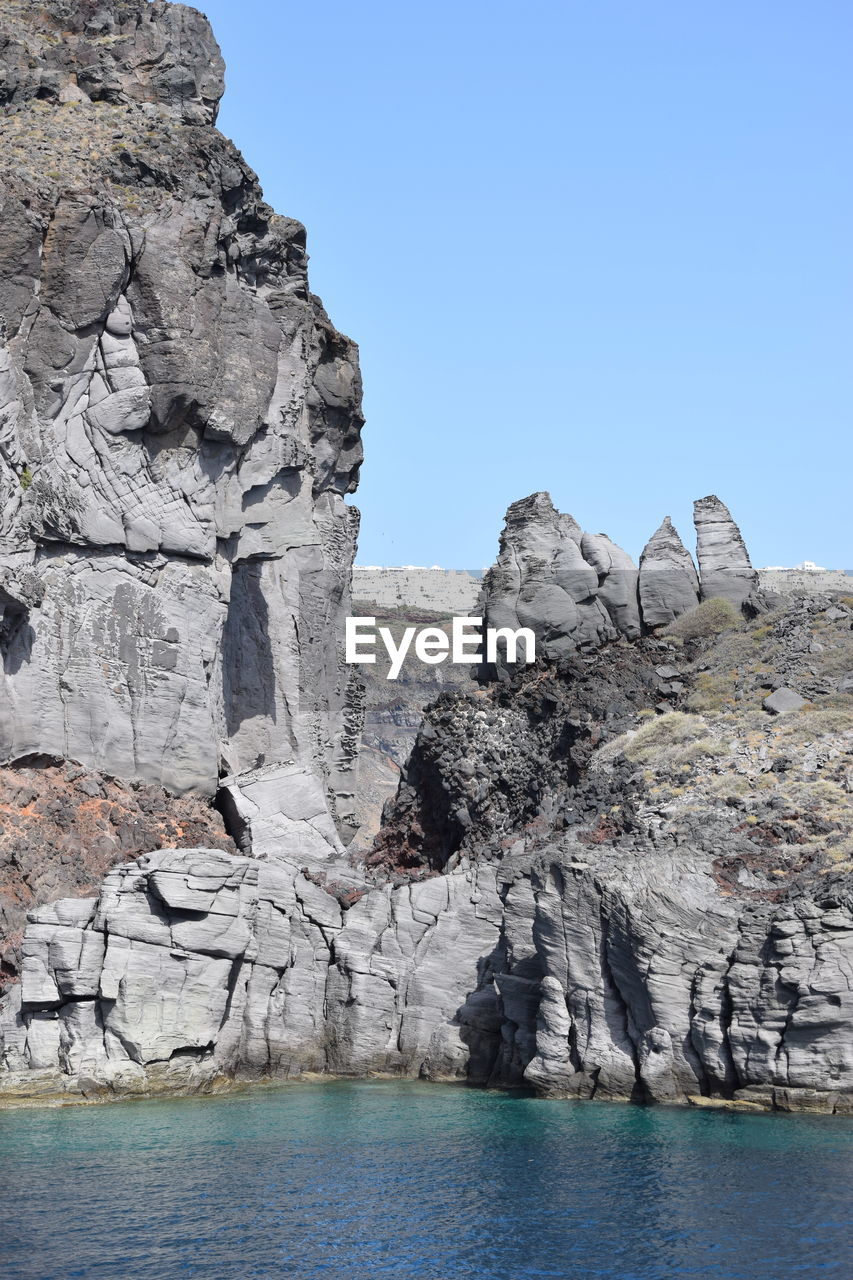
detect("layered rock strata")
(3, 593), (851, 1112)
(0, 0), (364, 841)
(1, 3), (850, 1117)
(694, 495), (758, 607)
(0, 847), (502, 1096)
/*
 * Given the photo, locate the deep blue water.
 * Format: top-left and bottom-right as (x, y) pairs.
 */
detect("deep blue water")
(1, 1081), (851, 1280)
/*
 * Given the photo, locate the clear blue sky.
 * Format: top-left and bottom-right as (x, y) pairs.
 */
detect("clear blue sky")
(202, 0), (852, 569)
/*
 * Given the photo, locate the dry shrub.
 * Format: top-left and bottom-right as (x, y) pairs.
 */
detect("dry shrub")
(664, 597), (742, 641)
(777, 700), (853, 742)
(686, 671), (738, 714)
(620, 713), (727, 776)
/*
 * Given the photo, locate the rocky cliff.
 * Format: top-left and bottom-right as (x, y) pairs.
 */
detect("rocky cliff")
(0, 0), (364, 975)
(3, 581), (851, 1111)
(1, 3), (850, 1116)
(3, 476), (851, 1111)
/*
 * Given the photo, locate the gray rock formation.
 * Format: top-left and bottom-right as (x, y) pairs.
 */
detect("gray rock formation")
(1, 4), (849, 1119)
(506, 845), (853, 1109)
(2, 578), (852, 1109)
(638, 517), (700, 627)
(0, 0), (364, 840)
(694, 495), (758, 608)
(349, 607), (471, 853)
(3, 777), (850, 1111)
(480, 493), (617, 674)
(0, 0), (225, 125)
(0, 845), (503, 1096)
(479, 493), (761, 672)
(581, 531), (641, 639)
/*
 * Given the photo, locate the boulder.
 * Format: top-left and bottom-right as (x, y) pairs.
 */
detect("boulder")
(763, 688), (807, 715)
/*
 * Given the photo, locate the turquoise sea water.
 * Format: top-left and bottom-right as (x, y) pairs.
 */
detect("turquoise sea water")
(1, 1081), (851, 1280)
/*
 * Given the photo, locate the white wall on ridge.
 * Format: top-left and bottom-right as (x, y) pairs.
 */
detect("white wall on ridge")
(351, 567), (482, 613)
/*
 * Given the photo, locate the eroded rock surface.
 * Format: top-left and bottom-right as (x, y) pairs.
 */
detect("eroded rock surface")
(5, 592), (850, 1112)
(480, 493), (617, 676)
(0, 845), (503, 1097)
(0, 0), (225, 125)
(479, 491), (759, 678)
(638, 517), (700, 627)
(694, 495), (757, 608)
(1, 3), (850, 1116)
(0, 0), (364, 825)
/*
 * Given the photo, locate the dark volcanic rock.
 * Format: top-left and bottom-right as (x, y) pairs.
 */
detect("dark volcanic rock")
(0, 0), (225, 125)
(638, 516), (700, 627)
(369, 644), (662, 876)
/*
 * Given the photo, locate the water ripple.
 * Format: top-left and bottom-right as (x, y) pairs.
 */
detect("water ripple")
(1, 1081), (851, 1279)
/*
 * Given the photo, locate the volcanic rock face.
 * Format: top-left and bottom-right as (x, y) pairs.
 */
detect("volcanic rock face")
(366, 594), (853, 1112)
(0, 1), (364, 826)
(638, 517), (700, 627)
(694, 495), (757, 608)
(0, 0), (225, 125)
(480, 491), (755, 675)
(4, 593), (851, 1112)
(508, 846), (853, 1108)
(0, 847), (503, 1094)
(1, 3), (850, 1116)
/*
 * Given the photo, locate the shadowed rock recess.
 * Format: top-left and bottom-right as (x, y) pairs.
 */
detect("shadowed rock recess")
(2, 5), (851, 1113)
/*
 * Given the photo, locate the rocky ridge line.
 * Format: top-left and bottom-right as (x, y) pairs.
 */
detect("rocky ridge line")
(3, 498), (851, 1111)
(479, 491), (759, 677)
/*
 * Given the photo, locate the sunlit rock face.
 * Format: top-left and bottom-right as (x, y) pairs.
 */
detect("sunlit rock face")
(638, 517), (700, 628)
(693, 495), (758, 608)
(479, 490), (759, 677)
(0, 0), (364, 827)
(2, 3), (849, 1119)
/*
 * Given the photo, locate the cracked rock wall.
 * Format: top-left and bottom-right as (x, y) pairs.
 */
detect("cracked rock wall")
(1, 4), (849, 1117)
(0, 0), (364, 831)
(490, 846), (853, 1110)
(0, 846), (504, 1098)
(3, 836), (849, 1111)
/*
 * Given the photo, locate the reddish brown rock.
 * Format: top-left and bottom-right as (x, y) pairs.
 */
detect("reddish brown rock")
(0, 761), (235, 989)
